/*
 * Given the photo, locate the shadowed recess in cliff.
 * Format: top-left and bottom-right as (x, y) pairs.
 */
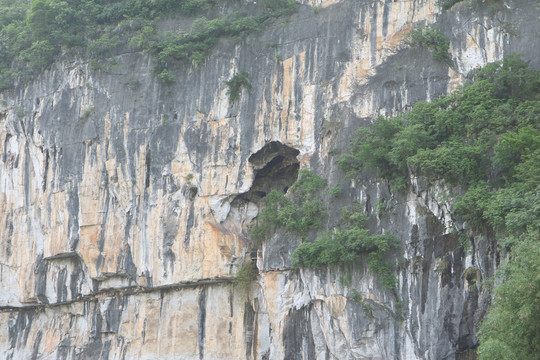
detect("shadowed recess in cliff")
(8, 311), (34, 350)
(198, 288), (207, 360)
(244, 301), (257, 360)
(234, 141), (300, 204)
(283, 304), (318, 360)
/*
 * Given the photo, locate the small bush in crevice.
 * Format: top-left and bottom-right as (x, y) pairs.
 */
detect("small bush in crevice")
(232, 262), (258, 289)
(224, 71), (252, 102)
(463, 266), (481, 290)
(393, 301), (404, 321)
(80, 107), (94, 122)
(326, 186), (343, 199)
(16, 106), (25, 118)
(349, 289), (374, 319)
(124, 76), (141, 90)
(156, 68), (176, 84)
(373, 199), (392, 217)
(339, 272), (352, 287)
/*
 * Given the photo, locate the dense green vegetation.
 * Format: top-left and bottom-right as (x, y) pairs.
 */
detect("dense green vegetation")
(251, 169), (328, 244)
(0, 0), (298, 90)
(338, 55), (539, 358)
(251, 169), (398, 289)
(477, 233), (540, 360)
(292, 200), (398, 289)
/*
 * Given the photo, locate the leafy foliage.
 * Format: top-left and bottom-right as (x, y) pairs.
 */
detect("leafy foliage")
(339, 54), (540, 353)
(251, 170), (397, 289)
(349, 289), (374, 318)
(478, 232), (540, 360)
(156, 68), (175, 84)
(0, 0), (298, 91)
(224, 71), (252, 102)
(292, 201), (398, 289)
(339, 55), (540, 236)
(262, 0), (298, 15)
(153, 13), (262, 69)
(338, 54), (539, 194)
(438, 0), (505, 10)
(251, 169), (327, 244)
(405, 25), (450, 62)
(232, 261), (258, 289)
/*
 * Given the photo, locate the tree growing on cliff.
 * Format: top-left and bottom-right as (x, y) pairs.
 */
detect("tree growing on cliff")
(337, 54), (540, 357)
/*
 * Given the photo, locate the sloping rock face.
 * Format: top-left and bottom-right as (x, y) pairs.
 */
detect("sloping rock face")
(0, 0), (539, 359)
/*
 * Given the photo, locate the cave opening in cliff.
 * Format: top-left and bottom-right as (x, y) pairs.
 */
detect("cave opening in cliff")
(235, 141), (300, 204)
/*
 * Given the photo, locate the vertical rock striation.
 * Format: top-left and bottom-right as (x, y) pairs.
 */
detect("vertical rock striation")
(0, 0), (539, 358)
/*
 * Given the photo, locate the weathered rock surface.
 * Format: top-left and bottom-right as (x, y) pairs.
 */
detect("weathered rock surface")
(1, 0), (539, 358)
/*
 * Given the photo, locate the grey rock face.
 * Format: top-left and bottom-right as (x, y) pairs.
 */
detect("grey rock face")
(0, 0), (539, 358)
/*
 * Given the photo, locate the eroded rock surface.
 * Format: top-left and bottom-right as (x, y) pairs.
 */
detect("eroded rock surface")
(1, 0), (539, 358)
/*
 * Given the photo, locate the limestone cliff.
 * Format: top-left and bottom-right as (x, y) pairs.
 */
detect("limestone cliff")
(1, 0), (539, 359)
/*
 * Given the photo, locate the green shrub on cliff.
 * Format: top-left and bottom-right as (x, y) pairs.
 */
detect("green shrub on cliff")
(292, 201), (398, 289)
(251, 170), (397, 289)
(225, 71), (252, 102)
(438, 0), (464, 9)
(232, 261), (259, 289)
(405, 25), (450, 62)
(251, 169), (327, 244)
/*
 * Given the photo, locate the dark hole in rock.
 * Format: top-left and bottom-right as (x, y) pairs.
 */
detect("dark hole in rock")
(253, 190), (267, 198)
(234, 141), (300, 204)
(182, 184), (198, 201)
